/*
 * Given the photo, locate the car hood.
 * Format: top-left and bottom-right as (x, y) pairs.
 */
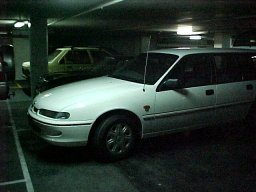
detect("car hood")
(34, 76), (144, 111)
(41, 71), (98, 82)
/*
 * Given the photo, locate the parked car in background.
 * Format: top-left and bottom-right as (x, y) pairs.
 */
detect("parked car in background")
(35, 71), (101, 94)
(0, 45), (15, 81)
(22, 46), (126, 79)
(28, 48), (256, 161)
(0, 54), (9, 100)
(34, 53), (132, 94)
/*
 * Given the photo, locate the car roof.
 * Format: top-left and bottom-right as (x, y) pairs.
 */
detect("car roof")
(149, 48), (256, 57)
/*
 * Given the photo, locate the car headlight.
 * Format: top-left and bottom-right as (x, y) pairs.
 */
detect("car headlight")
(39, 109), (70, 119)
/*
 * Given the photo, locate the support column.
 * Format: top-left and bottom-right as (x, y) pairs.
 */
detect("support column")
(30, 15), (48, 97)
(141, 36), (152, 53)
(214, 33), (232, 48)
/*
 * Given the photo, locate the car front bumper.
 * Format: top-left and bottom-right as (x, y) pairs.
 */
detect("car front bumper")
(28, 114), (92, 146)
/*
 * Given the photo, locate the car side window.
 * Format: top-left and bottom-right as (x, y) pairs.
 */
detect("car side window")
(60, 50), (91, 65)
(239, 54), (256, 80)
(214, 54), (256, 83)
(164, 54), (213, 89)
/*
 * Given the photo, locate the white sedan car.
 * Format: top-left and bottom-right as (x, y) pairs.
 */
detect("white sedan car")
(28, 48), (256, 161)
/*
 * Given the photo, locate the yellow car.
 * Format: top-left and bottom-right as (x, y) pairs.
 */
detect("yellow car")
(22, 47), (120, 79)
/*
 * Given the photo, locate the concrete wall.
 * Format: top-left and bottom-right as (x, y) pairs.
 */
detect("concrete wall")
(13, 37), (30, 80)
(0, 37), (12, 45)
(49, 31), (144, 56)
(9, 31), (232, 81)
(214, 33), (232, 48)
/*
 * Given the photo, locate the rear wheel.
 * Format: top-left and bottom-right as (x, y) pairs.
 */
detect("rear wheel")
(92, 115), (137, 161)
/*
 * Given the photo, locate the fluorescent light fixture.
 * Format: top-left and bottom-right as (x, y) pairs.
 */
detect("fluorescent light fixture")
(24, 21), (31, 28)
(177, 26), (193, 35)
(100, 0), (124, 9)
(189, 35), (202, 40)
(177, 47), (191, 49)
(0, 20), (16, 24)
(14, 20), (31, 28)
(14, 21), (25, 28)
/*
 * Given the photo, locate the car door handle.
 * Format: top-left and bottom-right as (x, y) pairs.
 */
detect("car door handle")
(205, 89), (214, 96)
(246, 84), (253, 90)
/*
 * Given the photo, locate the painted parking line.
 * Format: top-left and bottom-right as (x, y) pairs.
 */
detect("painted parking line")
(9, 82), (22, 89)
(16, 82), (23, 89)
(6, 101), (34, 192)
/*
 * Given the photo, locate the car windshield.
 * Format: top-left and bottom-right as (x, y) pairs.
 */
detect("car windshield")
(48, 50), (62, 62)
(110, 53), (178, 85)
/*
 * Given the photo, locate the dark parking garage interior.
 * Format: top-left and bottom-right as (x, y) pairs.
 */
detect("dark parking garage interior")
(1, 1), (256, 192)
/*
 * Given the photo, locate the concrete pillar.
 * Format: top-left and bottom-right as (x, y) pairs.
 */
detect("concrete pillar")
(13, 38), (30, 80)
(214, 33), (232, 48)
(141, 36), (152, 53)
(30, 15), (48, 96)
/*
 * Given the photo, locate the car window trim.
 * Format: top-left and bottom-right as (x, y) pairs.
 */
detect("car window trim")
(156, 53), (215, 92)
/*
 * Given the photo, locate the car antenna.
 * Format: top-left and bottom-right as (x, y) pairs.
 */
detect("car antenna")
(143, 35), (151, 92)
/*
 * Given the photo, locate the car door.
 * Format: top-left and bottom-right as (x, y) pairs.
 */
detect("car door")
(150, 54), (216, 134)
(214, 53), (256, 123)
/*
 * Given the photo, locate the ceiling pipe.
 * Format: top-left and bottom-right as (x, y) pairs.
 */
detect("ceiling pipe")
(48, 0), (124, 26)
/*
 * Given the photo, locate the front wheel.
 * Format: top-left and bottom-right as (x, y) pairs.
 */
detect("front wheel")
(92, 115), (138, 161)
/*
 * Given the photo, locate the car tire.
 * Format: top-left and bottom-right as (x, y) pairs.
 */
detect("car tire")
(92, 114), (137, 161)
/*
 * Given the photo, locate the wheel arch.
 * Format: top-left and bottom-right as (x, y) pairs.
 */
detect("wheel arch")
(88, 109), (142, 144)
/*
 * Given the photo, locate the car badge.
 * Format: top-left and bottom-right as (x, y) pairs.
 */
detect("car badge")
(144, 105), (150, 112)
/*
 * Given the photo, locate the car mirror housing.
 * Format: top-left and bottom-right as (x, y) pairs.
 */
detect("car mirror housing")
(158, 79), (182, 92)
(164, 79), (180, 89)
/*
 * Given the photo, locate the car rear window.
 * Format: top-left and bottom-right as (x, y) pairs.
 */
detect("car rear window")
(48, 50), (62, 62)
(214, 53), (256, 83)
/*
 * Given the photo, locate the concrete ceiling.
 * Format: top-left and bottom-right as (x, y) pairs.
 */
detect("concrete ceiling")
(0, 0), (256, 37)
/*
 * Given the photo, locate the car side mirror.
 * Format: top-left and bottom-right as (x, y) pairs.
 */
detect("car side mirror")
(164, 79), (180, 89)
(158, 78), (183, 91)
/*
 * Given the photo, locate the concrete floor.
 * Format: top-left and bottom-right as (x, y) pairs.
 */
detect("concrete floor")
(0, 83), (256, 192)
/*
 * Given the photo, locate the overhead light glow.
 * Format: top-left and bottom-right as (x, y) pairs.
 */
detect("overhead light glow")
(14, 21), (31, 28)
(0, 31), (8, 35)
(177, 26), (193, 35)
(14, 21), (25, 28)
(0, 20), (16, 24)
(24, 21), (31, 28)
(100, 0), (124, 9)
(189, 35), (202, 40)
